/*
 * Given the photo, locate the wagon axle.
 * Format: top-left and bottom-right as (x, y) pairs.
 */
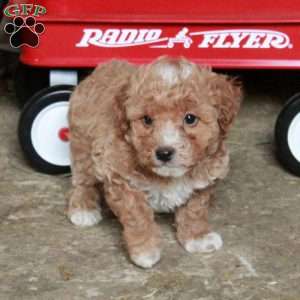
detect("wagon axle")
(58, 127), (70, 142)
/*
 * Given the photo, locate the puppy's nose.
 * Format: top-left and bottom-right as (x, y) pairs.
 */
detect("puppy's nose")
(155, 147), (175, 162)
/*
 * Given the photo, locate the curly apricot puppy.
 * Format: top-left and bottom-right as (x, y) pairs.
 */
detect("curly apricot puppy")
(67, 56), (241, 268)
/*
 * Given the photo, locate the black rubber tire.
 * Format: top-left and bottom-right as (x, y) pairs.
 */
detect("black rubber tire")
(18, 85), (74, 174)
(275, 93), (300, 176)
(14, 63), (49, 107)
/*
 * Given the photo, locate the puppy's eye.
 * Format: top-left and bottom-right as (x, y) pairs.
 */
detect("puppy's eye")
(184, 113), (199, 126)
(142, 115), (153, 126)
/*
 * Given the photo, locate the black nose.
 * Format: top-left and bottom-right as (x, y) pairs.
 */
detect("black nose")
(155, 147), (175, 162)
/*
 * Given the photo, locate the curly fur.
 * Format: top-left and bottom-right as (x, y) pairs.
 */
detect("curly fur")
(67, 56), (242, 268)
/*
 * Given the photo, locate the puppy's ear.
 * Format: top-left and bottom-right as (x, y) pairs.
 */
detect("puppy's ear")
(210, 74), (242, 137)
(113, 72), (134, 137)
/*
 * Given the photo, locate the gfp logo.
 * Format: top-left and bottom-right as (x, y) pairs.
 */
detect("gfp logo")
(3, 3), (46, 48)
(3, 3), (46, 17)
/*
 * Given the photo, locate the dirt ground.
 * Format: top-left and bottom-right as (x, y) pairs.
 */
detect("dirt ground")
(0, 71), (300, 300)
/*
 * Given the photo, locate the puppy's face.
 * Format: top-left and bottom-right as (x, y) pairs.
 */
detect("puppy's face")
(125, 58), (241, 178)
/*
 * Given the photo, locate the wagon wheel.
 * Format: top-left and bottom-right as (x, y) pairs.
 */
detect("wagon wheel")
(275, 93), (300, 176)
(18, 85), (73, 174)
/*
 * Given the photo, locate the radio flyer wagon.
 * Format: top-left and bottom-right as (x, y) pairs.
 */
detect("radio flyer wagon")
(9, 0), (300, 175)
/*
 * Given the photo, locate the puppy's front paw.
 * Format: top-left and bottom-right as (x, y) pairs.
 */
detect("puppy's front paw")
(69, 209), (102, 227)
(183, 232), (223, 253)
(130, 248), (161, 269)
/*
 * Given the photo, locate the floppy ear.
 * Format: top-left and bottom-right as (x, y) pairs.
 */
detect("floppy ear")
(111, 63), (137, 136)
(211, 74), (242, 137)
(114, 83), (131, 135)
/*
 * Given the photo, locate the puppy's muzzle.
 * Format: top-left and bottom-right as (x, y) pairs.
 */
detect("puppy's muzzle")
(155, 147), (175, 162)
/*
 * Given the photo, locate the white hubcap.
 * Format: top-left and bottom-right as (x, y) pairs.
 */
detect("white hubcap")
(287, 113), (300, 162)
(31, 101), (70, 166)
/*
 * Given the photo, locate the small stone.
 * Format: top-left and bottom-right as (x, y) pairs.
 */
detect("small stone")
(58, 265), (74, 281)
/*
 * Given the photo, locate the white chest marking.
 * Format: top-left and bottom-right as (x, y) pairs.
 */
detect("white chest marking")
(140, 177), (209, 213)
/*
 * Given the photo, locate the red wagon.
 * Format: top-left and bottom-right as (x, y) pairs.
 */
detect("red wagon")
(7, 0), (300, 174)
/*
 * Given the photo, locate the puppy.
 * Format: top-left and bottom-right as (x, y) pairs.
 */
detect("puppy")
(67, 56), (241, 268)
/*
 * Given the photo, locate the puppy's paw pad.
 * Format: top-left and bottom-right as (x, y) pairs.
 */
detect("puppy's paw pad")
(131, 249), (161, 269)
(184, 232), (223, 253)
(69, 210), (102, 227)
